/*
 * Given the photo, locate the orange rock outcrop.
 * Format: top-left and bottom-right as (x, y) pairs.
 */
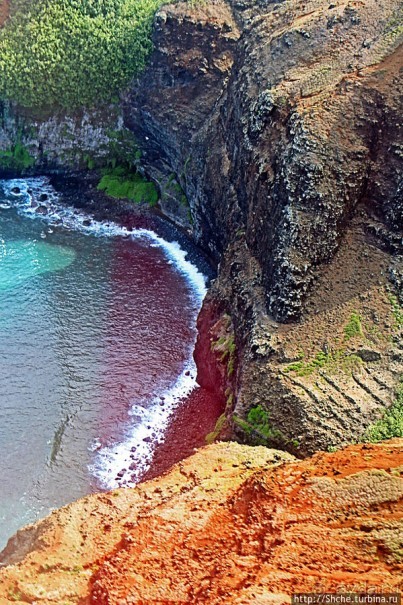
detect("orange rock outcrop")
(0, 440), (402, 604)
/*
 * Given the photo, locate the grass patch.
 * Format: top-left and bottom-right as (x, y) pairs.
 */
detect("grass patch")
(247, 405), (280, 440)
(284, 350), (363, 378)
(389, 294), (403, 329)
(205, 389), (235, 444)
(344, 312), (363, 339)
(205, 413), (227, 445)
(106, 129), (141, 168)
(97, 166), (158, 205)
(284, 312), (370, 378)
(166, 175), (188, 206)
(364, 381), (403, 442)
(233, 405), (285, 445)
(211, 328), (236, 378)
(212, 334), (236, 377)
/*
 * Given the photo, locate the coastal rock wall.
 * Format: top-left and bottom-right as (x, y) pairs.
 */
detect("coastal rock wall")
(0, 0), (401, 453)
(127, 0), (403, 317)
(0, 101), (132, 174)
(127, 0), (403, 453)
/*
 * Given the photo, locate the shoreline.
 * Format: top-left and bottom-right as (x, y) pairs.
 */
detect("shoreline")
(0, 171), (224, 489)
(48, 171), (217, 282)
(49, 172), (225, 483)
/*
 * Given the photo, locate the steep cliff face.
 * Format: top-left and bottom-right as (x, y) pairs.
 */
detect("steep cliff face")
(0, 440), (401, 603)
(124, 0), (241, 228)
(0, 101), (133, 174)
(127, 0), (402, 317)
(126, 0), (403, 453)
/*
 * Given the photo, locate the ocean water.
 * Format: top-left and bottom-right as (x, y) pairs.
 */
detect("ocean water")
(0, 178), (209, 549)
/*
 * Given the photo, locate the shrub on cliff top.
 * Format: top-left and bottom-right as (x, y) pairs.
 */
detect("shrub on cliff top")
(0, 0), (162, 109)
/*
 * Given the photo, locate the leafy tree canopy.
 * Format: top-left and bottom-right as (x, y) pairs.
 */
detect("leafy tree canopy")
(0, 0), (162, 109)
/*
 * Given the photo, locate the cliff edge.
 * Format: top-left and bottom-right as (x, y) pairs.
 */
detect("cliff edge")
(0, 440), (401, 603)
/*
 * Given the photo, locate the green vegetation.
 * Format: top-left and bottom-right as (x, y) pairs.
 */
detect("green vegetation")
(284, 349), (363, 378)
(247, 405), (280, 440)
(389, 294), (403, 329)
(171, 180), (188, 206)
(97, 166), (158, 205)
(164, 173), (189, 208)
(233, 405), (284, 444)
(162, 172), (192, 222)
(205, 389), (236, 445)
(382, 11), (403, 47)
(106, 129), (141, 168)
(225, 388), (234, 410)
(234, 405), (300, 448)
(205, 413), (227, 445)
(344, 312), (363, 339)
(0, 141), (35, 170)
(83, 154), (95, 170)
(365, 382), (403, 442)
(0, 0), (163, 109)
(211, 331), (236, 377)
(283, 311), (373, 378)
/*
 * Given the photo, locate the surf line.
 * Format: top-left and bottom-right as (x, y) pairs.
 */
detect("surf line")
(92, 229), (207, 488)
(1, 177), (208, 488)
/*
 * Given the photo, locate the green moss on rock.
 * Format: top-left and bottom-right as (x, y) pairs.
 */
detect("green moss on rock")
(97, 166), (158, 205)
(365, 381), (403, 442)
(0, 141), (35, 170)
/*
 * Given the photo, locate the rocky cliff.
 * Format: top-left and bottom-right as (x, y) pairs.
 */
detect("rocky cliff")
(0, 101), (136, 173)
(0, 4), (402, 601)
(0, 440), (401, 603)
(126, 0), (403, 453)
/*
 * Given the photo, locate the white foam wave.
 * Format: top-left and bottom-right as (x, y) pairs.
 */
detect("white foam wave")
(0, 177), (133, 238)
(90, 362), (198, 488)
(131, 230), (206, 306)
(1, 176), (208, 488)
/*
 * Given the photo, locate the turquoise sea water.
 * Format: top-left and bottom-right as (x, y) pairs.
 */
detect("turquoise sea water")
(0, 238), (76, 292)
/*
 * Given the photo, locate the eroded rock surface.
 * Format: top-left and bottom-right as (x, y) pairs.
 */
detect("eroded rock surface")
(0, 440), (401, 604)
(127, 0), (403, 452)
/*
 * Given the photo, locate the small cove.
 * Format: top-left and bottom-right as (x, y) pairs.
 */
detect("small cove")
(0, 178), (220, 549)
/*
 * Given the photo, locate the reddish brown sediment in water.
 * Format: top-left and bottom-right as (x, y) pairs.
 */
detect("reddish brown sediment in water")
(0, 440), (401, 604)
(141, 386), (225, 482)
(96, 235), (223, 485)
